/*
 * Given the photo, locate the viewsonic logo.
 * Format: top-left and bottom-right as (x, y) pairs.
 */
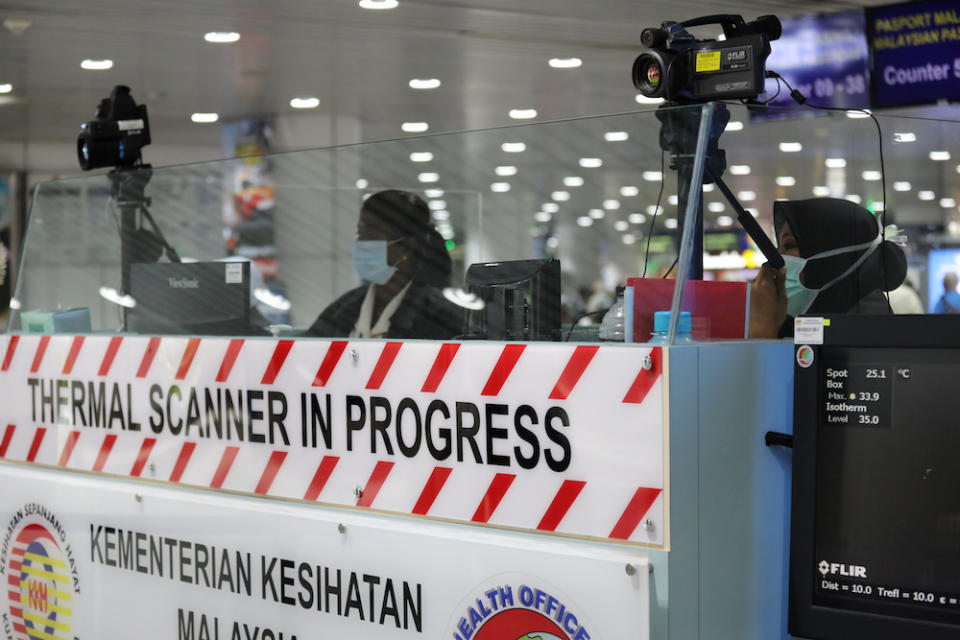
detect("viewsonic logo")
(818, 560), (867, 579)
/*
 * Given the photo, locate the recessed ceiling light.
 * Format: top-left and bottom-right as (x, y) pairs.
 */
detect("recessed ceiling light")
(549, 57), (582, 69)
(825, 157), (847, 168)
(646, 205), (663, 216)
(588, 208), (605, 219)
(664, 218), (678, 229)
(604, 131), (629, 142)
(614, 220), (629, 231)
(433, 210), (450, 221)
(873, 202), (886, 212)
(546, 236), (560, 249)
(579, 157), (602, 168)
(746, 208), (760, 217)
(191, 112), (219, 123)
(81, 59), (113, 70)
(708, 202), (725, 213)
(0, 84), (11, 94)
(409, 78), (440, 89)
(355, 179), (369, 190)
(620, 186), (639, 197)
(725, 121), (744, 132)
(418, 172), (439, 183)
(779, 142), (802, 153)
(622, 233), (637, 245)
(930, 150), (951, 161)
(893, 132), (916, 143)
(603, 199), (620, 210)
(845, 194), (862, 203)
(542, 203), (560, 213)
(564, 176), (584, 187)
(668, 195), (679, 205)
(410, 152), (433, 162)
(576, 216), (593, 227)
(702, 183), (715, 192)
(491, 182), (511, 193)
(204, 31), (240, 43)
(940, 198), (957, 208)
(551, 190), (570, 201)
(360, 0), (399, 8)
(428, 200), (447, 210)
(729, 165), (751, 175)
(717, 216), (734, 227)
(509, 108), (537, 119)
(812, 186), (830, 196)
(502, 142), (526, 153)
(629, 213), (646, 224)
(776, 176), (796, 187)
(290, 97), (320, 109)
(495, 165), (517, 176)
(893, 181), (912, 192)
(862, 170), (882, 181)
(402, 122), (429, 133)
(918, 190), (935, 201)
(535, 211), (553, 222)
(737, 190), (756, 201)
(847, 109), (871, 119)
(635, 94), (665, 105)
(424, 188), (444, 198)
(642, 171), (662, 182)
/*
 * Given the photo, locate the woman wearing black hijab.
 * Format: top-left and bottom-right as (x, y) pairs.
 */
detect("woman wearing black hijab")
(750, 197), (906, 338)
(305, 189), (465, 339)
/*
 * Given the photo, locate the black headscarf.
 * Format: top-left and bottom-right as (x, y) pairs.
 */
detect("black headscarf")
(773, 198), (906, 314)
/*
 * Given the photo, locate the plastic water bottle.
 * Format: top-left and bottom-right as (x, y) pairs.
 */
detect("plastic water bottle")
(648, 311), (694, 344)
(599, 286), (626, 341)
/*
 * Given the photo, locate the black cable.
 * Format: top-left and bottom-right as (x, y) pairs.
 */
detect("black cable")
(564, 309), (607, 341)
(641, 150), (666, 278)
(663, 256), (679, 279)
(763, 76), (783, 105)
(769, 70), (891, 312)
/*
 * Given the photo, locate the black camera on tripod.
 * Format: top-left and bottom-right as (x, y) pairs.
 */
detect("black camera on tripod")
(633, 14), (781, 103)
(77, 85), (151, 170)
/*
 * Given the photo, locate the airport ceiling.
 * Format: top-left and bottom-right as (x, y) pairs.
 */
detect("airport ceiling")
(1, 0), (959, 229)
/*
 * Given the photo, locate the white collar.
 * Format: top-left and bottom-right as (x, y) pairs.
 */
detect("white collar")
(351, 282), (413, 339)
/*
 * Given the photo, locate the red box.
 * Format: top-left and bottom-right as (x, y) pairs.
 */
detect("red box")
(627, 278), (749, 342)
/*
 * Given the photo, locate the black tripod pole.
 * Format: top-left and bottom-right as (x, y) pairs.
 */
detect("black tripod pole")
(109, 165), (153, 329)
(676, 162), (704, 280)
(710, 173), (785, 269)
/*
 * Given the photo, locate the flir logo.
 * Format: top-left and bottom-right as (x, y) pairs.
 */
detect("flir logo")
(819, 560), (867, 579)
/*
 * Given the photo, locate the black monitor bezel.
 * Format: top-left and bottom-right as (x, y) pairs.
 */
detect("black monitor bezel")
(462, 258), (561, 342)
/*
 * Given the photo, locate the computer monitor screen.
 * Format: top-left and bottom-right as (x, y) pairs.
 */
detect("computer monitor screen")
(791, 315), (960, 639)
(463, 258), (560, 341)
(127, 261), (251, 335)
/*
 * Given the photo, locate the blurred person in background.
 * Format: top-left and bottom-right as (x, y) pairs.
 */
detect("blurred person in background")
(933, 271), (960, 314)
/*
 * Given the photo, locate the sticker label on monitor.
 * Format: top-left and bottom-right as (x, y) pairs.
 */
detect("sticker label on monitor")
(795, 317), (824, 344)
(225, 262), (244, 284)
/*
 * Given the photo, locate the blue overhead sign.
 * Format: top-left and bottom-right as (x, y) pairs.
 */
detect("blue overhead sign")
(869, 0), (960, 108)
(762, 10), (870, 111)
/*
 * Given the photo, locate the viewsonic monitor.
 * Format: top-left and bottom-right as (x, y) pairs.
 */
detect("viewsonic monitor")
(127, 261), (250, 335)
(791, 314), (960, 639)
(463, 258), (561, 341)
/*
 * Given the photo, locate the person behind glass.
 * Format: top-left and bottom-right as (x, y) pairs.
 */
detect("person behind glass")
(750, 197), (906, 338)
(306, 189), (465, 339)
(933, 272), (960, 314)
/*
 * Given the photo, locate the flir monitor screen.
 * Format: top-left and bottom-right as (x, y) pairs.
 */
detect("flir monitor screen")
(791, 317), (960, 639)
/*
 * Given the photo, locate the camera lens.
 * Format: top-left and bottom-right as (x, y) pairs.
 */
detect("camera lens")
(645, 62), (662, 90)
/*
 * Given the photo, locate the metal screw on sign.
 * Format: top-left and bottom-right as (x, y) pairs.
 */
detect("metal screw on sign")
(624, 563), (637, 576)
(148, 462), (156, 476)
(353, 486), (363, 501)
(642, 355), (653, 371)
(350, 348), (359, 365)
(338, 523), (346, 534)
(643, 518), (655, 531)
(134, 493), (143, 502)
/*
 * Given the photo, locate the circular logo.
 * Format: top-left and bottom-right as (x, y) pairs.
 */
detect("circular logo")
(3, 506), (77, 640)
(473, 609), (566, 640)
(796, 345), (815, 368)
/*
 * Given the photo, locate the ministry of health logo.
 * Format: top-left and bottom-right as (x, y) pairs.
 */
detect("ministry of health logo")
(1, 504), (79, 640)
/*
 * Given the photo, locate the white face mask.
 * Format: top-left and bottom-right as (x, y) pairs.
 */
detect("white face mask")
(782, 219), (883, 316)
(352, 239), (407, 285)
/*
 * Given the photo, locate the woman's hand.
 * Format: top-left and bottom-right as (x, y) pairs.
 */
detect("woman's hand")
(749, 264), (787, 338)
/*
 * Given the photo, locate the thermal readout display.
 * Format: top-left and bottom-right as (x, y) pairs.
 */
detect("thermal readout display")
(814, 348), (960, 625)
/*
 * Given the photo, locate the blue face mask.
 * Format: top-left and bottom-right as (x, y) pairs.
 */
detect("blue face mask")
(352, 239), (405, 285)
(782, 220), (883, 316)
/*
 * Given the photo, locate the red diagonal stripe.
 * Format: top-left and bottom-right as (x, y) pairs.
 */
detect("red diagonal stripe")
(136, 337), (162, 378)
(210, 446), (240, 488)
(169, 442), (197, 482)
(56, 431), (81, 467)
(9, 605), (21, 618)
(421, 343), (460, 392)
(549, 346), (599, 400)
(255, 451), (288, 495)
(26, 428), (46, 463)
(623, 347), (663, 404)
(216, 339), (245, 382)
(313, 341), (348, 387)
(609, 487), (663, 540)
(472, 473), (517, 522)
(262, 340), (294, 384)
(1, 335), (19, 371)
(130, 438), (156, 477)
(303, 456), (340, 501)
(9, 561), (20, 572)
(537, 480), (587, 531)
(62, 336), (85, 375)
(366, 342), (402, 390)
(0, 424), (15, 458)
(98, 336), (124, 376)
(412, 466), (453, 515)
(481, 345), (526, 396)
(8, 578), (19, 589)
(93, 434), (118, 472)
(29, 336), (50, 373)
(12, 623), (27, 635)
(357, 461), (394, 508)
(175, 338), (202, 380)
